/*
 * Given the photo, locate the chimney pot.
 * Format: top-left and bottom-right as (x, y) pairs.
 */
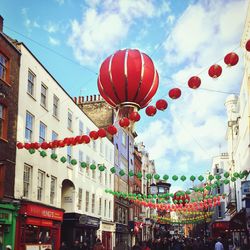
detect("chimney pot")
(78, 96), (81, 104)
(73, 97), (77, 103)
(0, 16), (4, 32)
(81, 96), (84, 102)
(98, 95), (100, 101)
(90, 95), (93, 101)
(86, 96), (89, 101)
(94, 94), (96, 101)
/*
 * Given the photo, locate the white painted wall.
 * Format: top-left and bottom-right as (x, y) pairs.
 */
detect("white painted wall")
(15, 43), (114, 222)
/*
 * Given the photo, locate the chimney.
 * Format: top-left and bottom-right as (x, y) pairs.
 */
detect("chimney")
(94, 94), (96, 101)
(81, 96), (84, 102)
(98, 95), (101, 101)
(0, 16), (4, 32)
(90, 95), (93, 101)
(78, 96), (81, 104)
(73, 97), (77, 103)
(86, 96), (89, 101)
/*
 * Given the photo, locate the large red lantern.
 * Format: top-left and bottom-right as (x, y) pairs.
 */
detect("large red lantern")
(169, 88), (181, 99)
(208, 64), (222, 78)
(224, 52), (239, 66)
(188, 76), (201, 89)
(98, 49), (159, 116)
(173, 191), (190, 206)
(246, 39), (250, 52)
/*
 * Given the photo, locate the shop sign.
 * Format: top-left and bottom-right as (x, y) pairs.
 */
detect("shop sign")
(116, 223), (128, 233)
(79, 215), (100, 228)
(241, 181), (250, 195)
(26, 244), (52, 250)
(101, 223), (114, 232)
(21, 204), (63, 221)
(0, 210), (12, 224)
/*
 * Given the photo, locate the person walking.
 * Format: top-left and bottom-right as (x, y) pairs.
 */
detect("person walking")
(93, 239), (104, 250)
(215, 237), (224, 250)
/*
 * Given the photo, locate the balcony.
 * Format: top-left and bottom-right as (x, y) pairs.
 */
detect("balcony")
(226, 190), (236, 212)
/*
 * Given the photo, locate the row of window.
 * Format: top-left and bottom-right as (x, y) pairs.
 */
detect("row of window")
(23, 164), (57, 204)
(25, 111), (113, 162)
(78, 190), (112, 218)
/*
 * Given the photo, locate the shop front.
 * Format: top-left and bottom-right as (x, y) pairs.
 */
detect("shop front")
(15, 201), (64, 250)
(211, 221), (230, 239)
(115, 223), (129, 250)
(62, 213), (100, 249)
(0, 203), (19, 250)
(98, 220), (115, 250)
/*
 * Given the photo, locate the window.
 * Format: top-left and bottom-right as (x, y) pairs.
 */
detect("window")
(53, 95), (59, 118)
(98, 198), (102, 216)
(67, 110), (73, 130)
(218, 205), (222, 218)
(86, 156), (90, 176)
(40, 84), (47, 107)
(92, 161), (96, 179)
(23, 164), (32, 198)
(99, 171), (102, 184)
(91, 194), (95, 213)
(67, 146), (72, 164)
(105, 145), (108, 159)
(37, 170), (45, 201)
(115, 144), (119, 165)
(86, 127), (90, 147)
(0, 54), (7, 81)
(105, 172), (108, 186)
(27, 70), (35, 96)
(50, 176), (56, 204)
(109, 201), (111, 218)
(104, 200), (107, 217)
(100, 140), (104, 155)
(78, 188), (82, 210)
(79, 121), (84, 135)
(0, 104), (7, 139)
(39, 122), (46, 143)
(217, 186), (221, 194)
(122, 130), (126, 146)
(25, 112), (34, 142)
(93, 140), (96, 151)
(51, 131), (58, 154)
(79, 150), (83, 172)
(109, 174), (112, 187)
(85, 191), (89, 212)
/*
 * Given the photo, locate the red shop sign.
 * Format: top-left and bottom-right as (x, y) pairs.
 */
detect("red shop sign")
(20, 204), (63, 221)
(26, 217), (53, 227)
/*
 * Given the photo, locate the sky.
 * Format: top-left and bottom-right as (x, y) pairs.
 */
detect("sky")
(1, 0), (249, 192)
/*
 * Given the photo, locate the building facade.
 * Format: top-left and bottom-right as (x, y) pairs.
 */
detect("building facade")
(14, 43), (114, 250)
(0, 16), (21, 249)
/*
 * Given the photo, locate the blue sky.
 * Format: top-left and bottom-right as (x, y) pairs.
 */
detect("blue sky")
(1, 0), (248, 192)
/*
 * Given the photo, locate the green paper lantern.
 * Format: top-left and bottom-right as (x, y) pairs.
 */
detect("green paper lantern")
(40, 151), (47, 157)
(199, 187), (204, 192)
(146, 173), (152, 180)
(128, 170), (134, 177)
(60, 156), (67, 163)
(71, 159), (77, 166)
(215, 175), (221, 180)
(90, 164), (96, 170)
(208, 175), (214, 181)
(179, 200), (183, 204)
(205, 185), (211, 191)
(154, 174), (160, 180)
(194, 187), (199, 192)
(50, 153), (57, 160)
(110, 167), (116, 173)
(242, 170), (248, 176)
(239, 173), (245, 179)
(224, 179), (230, 185)
(212, 183), (217, 188)
(186, 190), (191, 195)
(148, 194), (153, 199)
(190, 175), (196, 181)
(153, 194), (158, 199)
(163, 175), (169, 181)
(224, 172), (230, 178)
(98, 165), (105, 171)
(231, 177), (236, 182)
(233, 172), (239, 178)
(181, 175), (186, 182)
(172, 175), (178, 181)
(119, 170), (125, 176)
(198, 175), (204, 182)
(29, 148), (35, 154)
(137, 172), (142, 179)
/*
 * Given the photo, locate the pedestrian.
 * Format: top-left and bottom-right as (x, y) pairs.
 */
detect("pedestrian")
(228, 239), (236, 250)
(141, 241), (151, 250)
(5, 246), (11, 250)
(61, 241), (69, 250)
(93, 238), (104, 250)
(132, 241), (141, 250)
(215, 237), (224, 250)
(73, 240), (81, 250)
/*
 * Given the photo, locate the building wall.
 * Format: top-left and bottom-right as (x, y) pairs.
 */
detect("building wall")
(0, 28), (20, 199)
(15, 43), (114, 221)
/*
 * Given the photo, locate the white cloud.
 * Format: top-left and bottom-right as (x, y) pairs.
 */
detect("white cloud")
(55, 0), (64, 5)
(167, 15), (175, 25)
(68, 0), (167, 65)
(44, 22), (59, 33)
(21, 7), (40, 32)
(49, 36), (60, 46)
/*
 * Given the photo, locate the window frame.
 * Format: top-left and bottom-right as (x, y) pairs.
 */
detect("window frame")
(53, 94), (59, 119)
(0, 52), (8, 83)
(51, 131), (58, 155)
(67, 146), (72, 165)
(37, 170), (45, 201)
(27, 70), (36, 97)
(85, 191), (89, 212)
(25, 111), (34, 142)
(23, 164), (32, 198)
(39, 121), (47, 143)
(98, 197), (102, 216)
(91, 193), (95, 214)
(40, 83), (48, 108)
(50, 176), (56, 205)
(78, 188), (83, 210)
(0, 103), (8, 140)
(67, 110), (73, 130)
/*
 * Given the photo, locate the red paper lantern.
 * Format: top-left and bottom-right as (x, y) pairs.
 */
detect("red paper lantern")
(40, 142), (49, 150)
(169, 88), (181, 99)
(188, 76), (201, 89)
(119, 117), (130, 127)
(24, 143), (31, 150)
(107, 125), (117, 135)
(246, 39), (250, 52)
(32, 142), (40, 149)
(129, 111), (141, 122)
(97, 49), (159, 113)
(224, 52), (239, 66)
(80, 135), (90, 144)
(208, 64), (222, 78)
(89, 131), (98, 140)
(145, 105), (157, 116)
(16, 142), (24, 149)
(156, 99), (168, 111)
(98, 128), (107, 138)
(173, 191), (190, 206)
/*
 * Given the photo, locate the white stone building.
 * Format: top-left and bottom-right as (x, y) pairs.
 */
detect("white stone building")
(14, 43), (115, 249)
